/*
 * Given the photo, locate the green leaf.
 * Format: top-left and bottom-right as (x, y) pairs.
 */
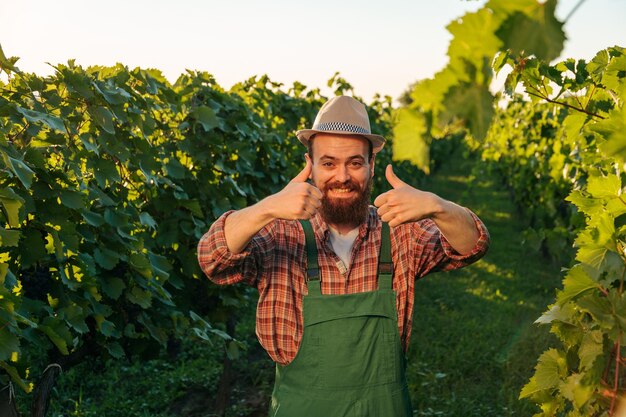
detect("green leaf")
(0, 361), (31, 393)
(577, 295), (614, 330)
(192, 106), (219, 132)
(139, 212), (157, 230)
(492, 50), (510, 75)
(557, 265), (599, 305)
(578, 330), (603, 371)
(574, 213), (619, 270)
(0, 228), (20, 247)
(127, 286), (152, 309)
(149, 253), (171, 280)
(535, 303), (574, 325)
(77, 253), (97, 276)
(493, 0), (565, 61)
(446, 8), (502, 73)
(520, 351), (566, 399)
(192, 327), (212, 343)
(94, 248), (120, 270)
(0, 263), (9, 284)
(93, 81), (131, 105)
(443, 83), (494, 140)
(392, 108), (430, 174)
(79, 133), (100, 155)
(562, 112), (589, 145)
(88, 186), (116, 206)
(60, 304), (89, 334)
(15, 106), (65, 132)
(106, 341), (125, 359)
(0, 188), (24, 227)
(39, 318), (72, 355)
(534, 349), (566, 391)
(137, 313), (167, 346)
(0, 43), (19, 73)
(59, 190), (85, 210)
(226, 340), (241, 360)
(566, 190), (600, 217)
(179, 199), (204, 218)
(559, 373), (594, 409)
(92, 158), (120, 188)
(89, 106), (116, 134)
(410, 67), (458, 113)
(99, 320), (117, 337)
(586, 173), (621, 200)
(104, 208), (129, 228)
(101, 277), (126, 300)
(602, 53), (626, 92)
(129, 253), (152, 278)
(519, 376), (538, 400)
(3, 153), (35, 189)
(0, 327), (19, 361)
(19, 229), (48, 266)
(596, 105), (626, 164)
(61, 69), (94, 99)
(165, 159), (186, 179)
(587, 49), (609, 84)
(81, 210), (105, 227)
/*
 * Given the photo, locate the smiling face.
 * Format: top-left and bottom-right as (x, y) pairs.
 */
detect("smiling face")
(306, 133), (375, 229)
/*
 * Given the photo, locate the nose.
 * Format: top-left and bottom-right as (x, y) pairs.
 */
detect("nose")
(334, 165), (350, 183)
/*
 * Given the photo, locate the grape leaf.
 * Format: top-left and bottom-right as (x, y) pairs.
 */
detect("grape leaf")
(392, 108), (430, 174)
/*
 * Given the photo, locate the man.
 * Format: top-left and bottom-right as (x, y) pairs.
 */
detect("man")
(198, 96), (489, 416)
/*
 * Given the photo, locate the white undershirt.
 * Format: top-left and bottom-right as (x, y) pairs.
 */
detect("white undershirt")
(328, 226), (359, 273)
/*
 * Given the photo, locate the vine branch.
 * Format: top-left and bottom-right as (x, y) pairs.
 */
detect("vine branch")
(526, 90), (605, 119)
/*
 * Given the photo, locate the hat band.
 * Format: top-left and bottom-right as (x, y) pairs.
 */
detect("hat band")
(313, 121), (370, 135)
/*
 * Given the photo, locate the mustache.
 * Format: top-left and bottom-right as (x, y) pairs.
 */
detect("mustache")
(322, 180), (360, 193)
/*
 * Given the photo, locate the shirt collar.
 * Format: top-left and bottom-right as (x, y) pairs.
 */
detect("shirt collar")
(310, 206), (378, 243)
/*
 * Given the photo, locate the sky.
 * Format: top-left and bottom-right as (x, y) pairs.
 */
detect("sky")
(1, 0), (625, 102)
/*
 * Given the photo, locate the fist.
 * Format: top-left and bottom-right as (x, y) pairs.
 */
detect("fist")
(374, 165), (440, 227)
(269, 158), (323, 220)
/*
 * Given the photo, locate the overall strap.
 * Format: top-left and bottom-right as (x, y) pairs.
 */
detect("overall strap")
(377, 221), (393, 290)
(300, 220), (321, 295)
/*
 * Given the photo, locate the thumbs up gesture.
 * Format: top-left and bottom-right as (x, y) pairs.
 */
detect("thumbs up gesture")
(374, 164), (443, 227)
(266, 157), (323, 220)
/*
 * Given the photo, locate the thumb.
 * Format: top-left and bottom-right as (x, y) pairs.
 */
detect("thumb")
(290, 157), (312, 183)
(385, 164), (406, 189)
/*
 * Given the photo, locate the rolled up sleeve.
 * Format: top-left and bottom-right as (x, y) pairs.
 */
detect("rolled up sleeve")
(410, 209), (490, 278)
(197, 211), (270, 286)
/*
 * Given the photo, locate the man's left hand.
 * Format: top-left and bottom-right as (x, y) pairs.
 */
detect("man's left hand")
(374, 165), (443, 227)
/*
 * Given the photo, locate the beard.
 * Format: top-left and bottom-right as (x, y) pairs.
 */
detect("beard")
(318, 177), (373, 227)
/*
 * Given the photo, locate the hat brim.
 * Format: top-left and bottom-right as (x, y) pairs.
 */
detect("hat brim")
(296, 129), (385, 154)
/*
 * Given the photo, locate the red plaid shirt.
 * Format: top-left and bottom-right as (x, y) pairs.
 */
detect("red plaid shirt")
(198, 206), (489, 365)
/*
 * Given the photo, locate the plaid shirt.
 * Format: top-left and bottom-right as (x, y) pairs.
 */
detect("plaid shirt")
(198, 206), (489, 365)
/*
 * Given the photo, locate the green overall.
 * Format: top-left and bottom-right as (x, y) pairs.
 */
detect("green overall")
(269, 221), (413, 417)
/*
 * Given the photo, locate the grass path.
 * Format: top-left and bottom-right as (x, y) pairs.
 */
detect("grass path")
(406, 146), (562, 416)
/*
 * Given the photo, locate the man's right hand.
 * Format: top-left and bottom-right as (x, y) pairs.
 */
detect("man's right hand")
(223, 158), (322, 254)
(265, 158), (323, 220)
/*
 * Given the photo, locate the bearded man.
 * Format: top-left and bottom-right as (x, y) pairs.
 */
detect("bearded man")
(197, 95), (490, 417)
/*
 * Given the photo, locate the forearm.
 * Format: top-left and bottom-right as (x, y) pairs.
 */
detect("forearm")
(224, 197), (276, 254)
(431, 199), (480, 255)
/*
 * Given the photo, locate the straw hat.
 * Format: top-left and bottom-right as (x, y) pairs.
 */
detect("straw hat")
(296, 96), (386, 153)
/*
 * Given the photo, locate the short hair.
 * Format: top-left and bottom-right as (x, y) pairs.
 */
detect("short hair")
(307, 135), (374, 162)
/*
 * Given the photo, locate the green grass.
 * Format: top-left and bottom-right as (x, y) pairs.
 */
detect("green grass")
(20, 146), (565, 416)
(407, 148), (561, 416)
(23, 339), (225, 417)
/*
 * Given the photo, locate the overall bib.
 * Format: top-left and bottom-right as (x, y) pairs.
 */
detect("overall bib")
(269, 221), (413, 417)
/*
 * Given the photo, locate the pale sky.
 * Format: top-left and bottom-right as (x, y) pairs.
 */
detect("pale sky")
(1, 0), (625, 102)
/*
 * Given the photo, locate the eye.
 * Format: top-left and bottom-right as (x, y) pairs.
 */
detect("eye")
(350, 161), (364, 167)
(322, 162), (334, 167)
